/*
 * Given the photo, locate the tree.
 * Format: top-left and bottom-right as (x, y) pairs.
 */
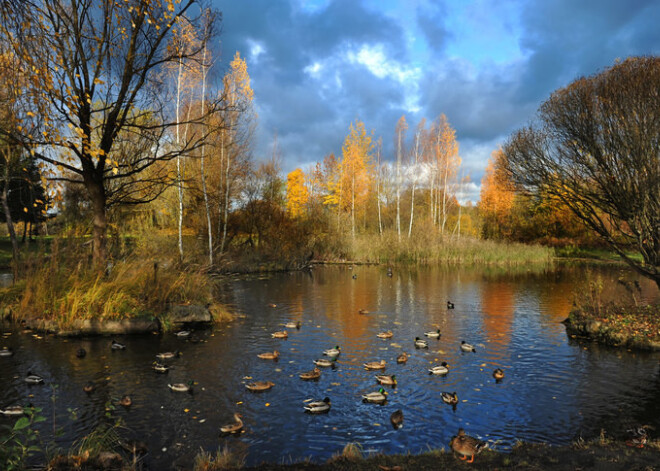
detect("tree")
(394, 115), (407, 240)
(340, 120), (373, 239)
(286, 168), (309, 219)
(479, 148), (516, 239)
(504, 56), (660, 289)
(0, 0), (221, 267)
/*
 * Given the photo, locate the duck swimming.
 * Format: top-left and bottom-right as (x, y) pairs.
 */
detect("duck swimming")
(323, 346), (341, 358)
(257, 350), (280, 360)
(442, 391), (459, 406)
(447, 301), (455, 309)
(156, 350), (181, 360)
(0, 347), (13, 357)
(220, 413), (244, 434)
(460, 341), (476, 353)
(245, 381), (274, 392)
(375, 374), (396, 386)
(119, 395), (132, 407)
(362, 388), (388, 404)
(175, 330), (190, 338)
(271, 331), (288, 339)
(363, 359), (386, 370)
(0, 405), (25, 416)
(390, 409), (403, 429)
(299, 367), (321, 380)
(449, 428), (488, 463)
(304, 397), (331, 414)
(313, 358), (336, 368)
(168, 381), (193, 393)
(111, 340), (126, 350)
(153, 363), (170, 373)
(429, 362), (450, 375)
(284, 321), (302, 330)
(396, 352), (409, 363)
(493, 368), (505, 381)
(414, 337), (428, 349)
(376, 331), (393, 339)
(424, 329), (441, 339)
(25, 371), (44, 384)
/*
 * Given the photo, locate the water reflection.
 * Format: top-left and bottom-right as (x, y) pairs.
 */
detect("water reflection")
(0, 264), (658, 468)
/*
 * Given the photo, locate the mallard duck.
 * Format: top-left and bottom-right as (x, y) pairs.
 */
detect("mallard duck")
(119, 395), (132, 407)
(175, 330), (190, 338)
(390, 409), (403, 429)
(397, 352), (409, 363)
(362, 388), (388, 404)
(83, 381), (96, 393)
(284, 321), (301, 330)
(257, 350), (280, 360)
(429, 362), (449, 375)
(626, 426), (649, 448)
(414, 337), (428, 349)
(0, 405), (25, 416)
(304, 397), (331, 414)
(447, 301), (455, 309)
(245, 380), (274, 392)
(352, 274), (357, 279)
(424, 329), (441, 338)
(156, 350), (181, 360)
(313, 358), (336, 368)
(363, 359), (386, 370)
(299, 367), (321, 380)
(493, 368), (504, 381)
(25, 371), (44, 384)
(168, 381), (193, 393)
(153, 362), (170, 373)
(111, 339), (126, 350)
(386, 268), (393, 277)
(375, 374), (397, 386)
(442, 391), (459, 406)
(271, 330), (288, 339)
(449, 428), (488, 463)
(358, 309), (370, 315)
(376, 331), (393, 339)
(323, 346), (341, 358)
(0, 347), (14, 357)
(220, 413), (244, 434)
(460, 341), (476, 353)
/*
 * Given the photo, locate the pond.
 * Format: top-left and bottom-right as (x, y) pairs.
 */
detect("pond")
(1, 264), (659, 468)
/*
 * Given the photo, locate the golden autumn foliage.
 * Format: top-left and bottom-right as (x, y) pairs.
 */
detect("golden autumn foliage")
(286, 168), (309, 218)
(480, 148), (515, 233)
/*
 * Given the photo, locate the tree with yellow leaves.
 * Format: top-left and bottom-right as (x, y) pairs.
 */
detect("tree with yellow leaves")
(286, 168), (309, 219)
(341, 120), (373, 239)
(479, 148), (515, 239)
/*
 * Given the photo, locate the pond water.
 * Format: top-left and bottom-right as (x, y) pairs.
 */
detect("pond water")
(1, 264), (659, 468)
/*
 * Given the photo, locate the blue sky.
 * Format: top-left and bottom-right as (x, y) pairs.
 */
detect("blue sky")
(211, 0), (659, 202)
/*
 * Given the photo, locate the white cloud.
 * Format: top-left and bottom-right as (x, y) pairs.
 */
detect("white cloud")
(247, 39), (265, 63)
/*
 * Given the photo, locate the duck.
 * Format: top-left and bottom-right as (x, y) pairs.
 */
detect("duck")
(153, 362), (170, 373)
(376, 331), (393, 339)
(396, 352), (409, 363)
(352, 274), (357, 280)
(386, 267), (393, 278)
(323, 346), (341, 358)
(119, 395), (132, 407)
(424, 329), (441, 339)
(442, 391), (459, 406)
(156, 350), (181, 360)
(271, 330), (288, 339)
(390, 409), (403, 429)
(245, 380), (274, 392)
(220, 413), (244, 434)
(362, 388), (388, 404)
(313, 358), (336, 368)
(284, 321), (301, 330)
(268, 303), (277, 308)
(175, 330), (191, 338)
(449, 428), (488, 463)
(0, 347), (14, 357)
(76, 348), (86, 358)
(304, 397), (331, 414)
(299, 367), (321, 380)
(257, 350), (280, 360)
(25, 371), (44, 384)
(626, 426), (649, 448)
(460, 341), (476, 353)
(358, 309), (370, 315)
(429, 362), (450, 375)
(83, 381), (96, 393)
(447, 301), (455, 309)
(363, 359), (386, 370)
(375, 374), (397, 386)
(168, 381), (193, 393)
(111, 339), (126, 350)
(414, 337), (428, 349)
(0, 405), (25, 416)
(493, 368), (505, 381)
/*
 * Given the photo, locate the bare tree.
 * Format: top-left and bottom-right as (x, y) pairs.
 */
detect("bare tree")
(0, 0), (223, 267)
(504, 56), (660, 289)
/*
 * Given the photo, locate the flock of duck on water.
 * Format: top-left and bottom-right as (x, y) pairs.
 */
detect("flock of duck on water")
(226, 292), (502, 464)
(0, 294), (499, 463)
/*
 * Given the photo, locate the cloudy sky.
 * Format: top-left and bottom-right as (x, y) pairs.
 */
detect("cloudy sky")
(211, 0), (659, 202)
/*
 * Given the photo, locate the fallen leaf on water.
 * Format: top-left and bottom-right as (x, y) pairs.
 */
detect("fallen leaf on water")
(265, 403), (270, 407)
(242, 376), (252, 380)
(199, 419), (206, 423)
(331, 382), (341, 386)
(236, 401), (243, 405)
(303, 398), (313, 403)
(184, 409), (189, 413)
(373, 423), (381, 426)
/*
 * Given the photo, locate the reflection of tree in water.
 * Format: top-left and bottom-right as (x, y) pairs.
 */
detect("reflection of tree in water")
(481, 281), (515, 349)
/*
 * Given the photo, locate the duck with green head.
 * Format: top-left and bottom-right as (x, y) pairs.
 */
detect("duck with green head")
(362, 388), (388, 404)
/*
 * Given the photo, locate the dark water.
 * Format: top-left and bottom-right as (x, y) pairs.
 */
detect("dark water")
(1, 264), (659, 468)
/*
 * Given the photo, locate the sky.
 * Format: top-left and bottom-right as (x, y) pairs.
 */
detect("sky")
(210, 0), (659, 202)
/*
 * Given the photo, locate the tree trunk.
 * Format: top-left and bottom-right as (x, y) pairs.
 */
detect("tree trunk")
(86, 177), (107, 268)
(2, 161), (19, 281)
(175, 58), (184, 262)
(200, 44), (213, 266)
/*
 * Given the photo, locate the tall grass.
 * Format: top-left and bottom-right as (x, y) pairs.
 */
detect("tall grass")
(345, 230), (554, 265)
(193, 446), (246, 470)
